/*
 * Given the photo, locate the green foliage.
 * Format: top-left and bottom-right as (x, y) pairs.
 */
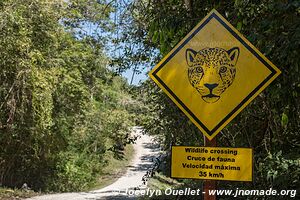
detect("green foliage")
(117, 0), (300, 196)
(0, 0), (135, 192)
(258, 151), (299, 188)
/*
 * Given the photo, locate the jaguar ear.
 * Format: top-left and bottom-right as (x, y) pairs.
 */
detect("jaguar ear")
(186, 48), (197, 66)
(227, 47), (240, 66)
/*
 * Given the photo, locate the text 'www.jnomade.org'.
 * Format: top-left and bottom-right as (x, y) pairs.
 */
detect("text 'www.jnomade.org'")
(113, 188), (297, 198)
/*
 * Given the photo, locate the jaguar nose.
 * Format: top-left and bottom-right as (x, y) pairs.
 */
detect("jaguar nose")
(204, 83), (218, 91)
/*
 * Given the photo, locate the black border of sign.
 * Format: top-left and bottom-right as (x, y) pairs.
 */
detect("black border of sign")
(170, 146), (254, 182)
(151, 13), (277, 136)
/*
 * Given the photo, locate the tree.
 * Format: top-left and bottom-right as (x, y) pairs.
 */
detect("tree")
(0, 0), (135, 191)
(116, 0), (300, 197)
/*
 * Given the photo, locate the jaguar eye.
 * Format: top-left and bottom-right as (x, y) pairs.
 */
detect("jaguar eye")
(219, 66), (227, 73)
(195, 67), (203, 73)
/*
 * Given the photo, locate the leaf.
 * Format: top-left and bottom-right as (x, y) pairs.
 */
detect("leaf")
(237, 21), (242, 31)
(152, 31), (159, 43)
(159, 31), (165, 44)
(234, 0), (241, 6)
(281, 113), (288, 126)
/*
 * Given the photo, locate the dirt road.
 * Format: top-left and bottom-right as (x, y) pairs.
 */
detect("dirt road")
(27, 128), (160, 200)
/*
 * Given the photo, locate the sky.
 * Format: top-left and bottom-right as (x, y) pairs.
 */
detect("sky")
(112, 0), (155, 86)
(80, 1), (153, 86)
(122, 68), (149, 85)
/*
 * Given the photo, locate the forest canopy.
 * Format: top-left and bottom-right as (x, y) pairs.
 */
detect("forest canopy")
(0, 0), (137, 191)
(118, 0), (300, 197)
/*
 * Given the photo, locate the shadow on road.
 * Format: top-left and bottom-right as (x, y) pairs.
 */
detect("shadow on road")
(142, 142), (160, 152)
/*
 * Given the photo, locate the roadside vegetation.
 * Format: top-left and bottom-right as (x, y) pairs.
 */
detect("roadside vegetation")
(0, 0), (139, 194)
(0, 187), (37, 200)
(114, 0), (300, 199)
(90, 144), (135, 190)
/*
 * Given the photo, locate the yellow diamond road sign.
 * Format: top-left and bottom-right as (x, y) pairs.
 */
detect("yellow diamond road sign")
(149, 9), (281, 140)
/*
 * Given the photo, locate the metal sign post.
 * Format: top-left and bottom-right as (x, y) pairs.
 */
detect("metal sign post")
(203, 136), (216, 200)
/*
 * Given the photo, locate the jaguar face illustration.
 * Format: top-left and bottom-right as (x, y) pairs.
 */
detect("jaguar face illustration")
(186, 47), (240, 103)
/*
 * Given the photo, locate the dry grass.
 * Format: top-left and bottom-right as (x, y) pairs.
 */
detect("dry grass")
(0, 187), (39, 200)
